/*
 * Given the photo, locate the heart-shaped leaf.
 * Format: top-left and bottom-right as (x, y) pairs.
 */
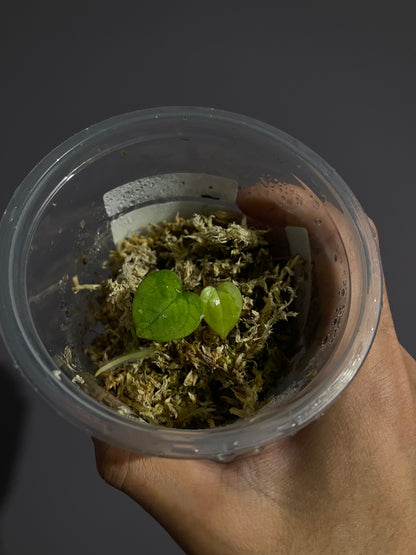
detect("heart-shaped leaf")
(201, 282), (242, 339)
(132, 270), (202, 342)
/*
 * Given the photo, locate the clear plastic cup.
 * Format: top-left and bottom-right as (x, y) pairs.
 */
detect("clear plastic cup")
(0, 107), (382, 460)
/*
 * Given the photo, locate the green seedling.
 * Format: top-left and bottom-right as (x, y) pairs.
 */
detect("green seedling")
(132, 269), (202, 342)
(200, 282), (243, 340)
(132, 270), (242, 342)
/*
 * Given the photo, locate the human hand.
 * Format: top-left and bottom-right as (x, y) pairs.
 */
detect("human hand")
(94, 180), (416, 555)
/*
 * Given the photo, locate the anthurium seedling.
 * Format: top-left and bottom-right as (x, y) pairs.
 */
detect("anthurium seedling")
(132, 269), (202, 342)
(132, 270), (242, 342)
(200, 282), (243, 340)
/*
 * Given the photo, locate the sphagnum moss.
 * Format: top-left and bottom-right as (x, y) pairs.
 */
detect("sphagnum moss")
(72, 211), (302, 428)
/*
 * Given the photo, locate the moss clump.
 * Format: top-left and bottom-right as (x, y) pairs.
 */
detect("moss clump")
(73, 211), (302, 428)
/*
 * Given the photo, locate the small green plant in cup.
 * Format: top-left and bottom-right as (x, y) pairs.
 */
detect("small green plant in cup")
(132, 269), (242, 342)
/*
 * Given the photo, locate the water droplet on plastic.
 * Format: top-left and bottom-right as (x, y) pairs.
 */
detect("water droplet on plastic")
(217, 452), (234, 462)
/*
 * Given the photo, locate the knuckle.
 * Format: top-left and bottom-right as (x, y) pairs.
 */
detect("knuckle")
(94, 441), (132, 491)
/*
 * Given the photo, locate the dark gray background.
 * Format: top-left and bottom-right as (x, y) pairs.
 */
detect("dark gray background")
(1, 2), (415, 553)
